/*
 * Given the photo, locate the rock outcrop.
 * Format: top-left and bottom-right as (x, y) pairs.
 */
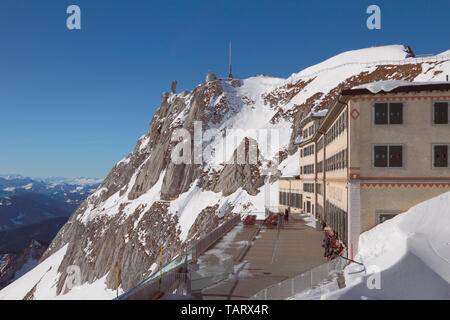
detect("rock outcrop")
(0, 240), (46, 290)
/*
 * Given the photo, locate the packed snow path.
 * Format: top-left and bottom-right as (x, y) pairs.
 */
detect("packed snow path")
(191, 212), (327, 299)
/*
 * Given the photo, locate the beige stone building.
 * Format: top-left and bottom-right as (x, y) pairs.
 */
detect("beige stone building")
(278, 82), (450, 258)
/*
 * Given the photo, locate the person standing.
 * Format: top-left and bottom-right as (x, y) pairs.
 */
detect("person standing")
(322, 223), (332, 258)
(325, 229), (339, 260)
(284, 208), (289, 223)
(278, 211), (284, 229)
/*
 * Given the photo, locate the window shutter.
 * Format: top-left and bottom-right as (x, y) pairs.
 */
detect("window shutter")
(434, 102), (449, 124)
(434, 145), (448, 167)
(374, 146), (388, 167)
(374, 103), (388, 124)
(389, 103), (403, 124)
(389, 145), (403, 167)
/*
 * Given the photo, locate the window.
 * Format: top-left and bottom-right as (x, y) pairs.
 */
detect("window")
(293, 193), (303, 209)
(389, 146), (403, 167)
(302, 164), (314, 174)
(376, 211), (402, 225)
(374, 103), (403, 125)
(317, 161), (323, 173)
(303, 144), (315, 157)
(303, 183), (314, 193)
(325, 201), (347, 245)
(374, 145), (404, 168)
(374, 146), (388, 167)
(317, 204), (323, 218)
(389, 103), (403, 124)
(325, 149), (348, 172)
(325, 112), (347, 146)
(374, 103), (388, 124)
(434, 145), (448, 168)
(317, 137), (324, 152)
(434, 102), (449, 124)
(316, 183), (323, 195)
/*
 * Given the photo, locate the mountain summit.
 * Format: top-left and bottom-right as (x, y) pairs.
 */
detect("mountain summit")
(1, 45), (449, 299)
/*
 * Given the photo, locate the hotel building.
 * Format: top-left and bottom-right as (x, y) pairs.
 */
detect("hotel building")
(278, 82), (450, 258)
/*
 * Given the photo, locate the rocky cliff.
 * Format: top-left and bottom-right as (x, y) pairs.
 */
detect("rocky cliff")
(0, 240), (47, 290)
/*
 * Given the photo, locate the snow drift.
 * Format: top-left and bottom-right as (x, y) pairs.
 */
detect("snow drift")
(300, 191), (450, 300)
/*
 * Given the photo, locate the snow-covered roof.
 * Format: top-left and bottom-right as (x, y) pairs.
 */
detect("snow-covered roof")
(299, 109), (328, 127)
(294, 135), (303, 145)
(312, 109), (328, 117)
(349, 80), (450, 94)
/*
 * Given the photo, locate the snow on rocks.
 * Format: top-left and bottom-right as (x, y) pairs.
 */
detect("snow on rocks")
(288, 45), (410, 81)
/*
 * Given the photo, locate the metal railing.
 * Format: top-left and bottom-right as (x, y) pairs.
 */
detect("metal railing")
(189, 214), (242, 261)
(264, 206), (280, 216)
(206, 54), (450, 86)
(116, 214), (242, 300)
(189, 256), (235, 292)
(249, 255), (348, 300)
(120, 271), (187, 300)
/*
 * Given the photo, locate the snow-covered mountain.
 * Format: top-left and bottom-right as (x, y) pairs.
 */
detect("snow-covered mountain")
(0, 240), (47, 290)
(0, 175), (103, 232)
(1, 44), (449, 300)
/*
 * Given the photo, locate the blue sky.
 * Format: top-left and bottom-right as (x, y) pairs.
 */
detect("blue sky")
(0, 0), (449, 178)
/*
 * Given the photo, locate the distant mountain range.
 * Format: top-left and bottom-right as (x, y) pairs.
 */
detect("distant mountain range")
(0, 174), (102, 289)
(0, 174), (102, 250)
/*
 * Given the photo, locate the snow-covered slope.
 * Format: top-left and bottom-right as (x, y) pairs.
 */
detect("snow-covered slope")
(2, 44), (450, 300)
(0, 240), (46, 291)
(294, 191), (450, 300)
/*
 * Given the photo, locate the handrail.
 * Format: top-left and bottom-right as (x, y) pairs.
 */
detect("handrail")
(116, 214), (242, 300)
(249, 254), (349, 300)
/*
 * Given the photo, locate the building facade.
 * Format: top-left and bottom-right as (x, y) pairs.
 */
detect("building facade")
(279, 82), (450, 258)
(278, 113), (326, 217)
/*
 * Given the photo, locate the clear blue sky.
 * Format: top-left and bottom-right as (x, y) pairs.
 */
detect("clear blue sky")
(1, 0), (449, 178)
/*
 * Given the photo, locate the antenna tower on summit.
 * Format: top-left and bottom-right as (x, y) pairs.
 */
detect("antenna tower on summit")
(228, 42), (233, 79)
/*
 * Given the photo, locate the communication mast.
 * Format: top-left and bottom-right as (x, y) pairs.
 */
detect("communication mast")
(228, 41), (233, 79)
